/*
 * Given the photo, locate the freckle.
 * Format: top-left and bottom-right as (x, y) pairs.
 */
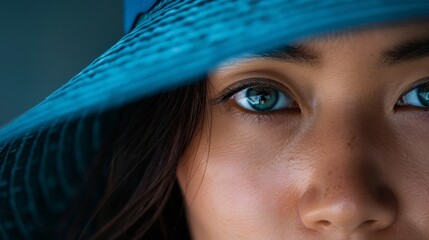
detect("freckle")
(347, 136), (356, 149)
(324, 187), (330, 198)
(328, 171), (332, 176)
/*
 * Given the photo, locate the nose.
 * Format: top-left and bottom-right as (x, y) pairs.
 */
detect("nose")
(298, 94), (398, 236)
(301, 131), (399, 234)
(296, 100), (399, 234)
(297, 142), (398, 234)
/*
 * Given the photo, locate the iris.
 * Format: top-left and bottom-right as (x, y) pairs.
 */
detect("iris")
(400, 81), (429, 109)
(232, 85), (293, 112)
(246, 87), (279, 111)
(417, 84), (429, 108)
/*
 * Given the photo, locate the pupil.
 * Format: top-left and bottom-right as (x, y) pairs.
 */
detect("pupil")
(418, 85), (429, 108)
(246, 87), (279, 111)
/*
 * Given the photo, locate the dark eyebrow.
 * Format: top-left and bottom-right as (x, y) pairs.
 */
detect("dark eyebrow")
(240, 33), (429, 68)
(245, 44), (321, 66)
(381, 34), (429, 66)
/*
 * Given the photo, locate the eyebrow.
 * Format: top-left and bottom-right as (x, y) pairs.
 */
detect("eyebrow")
(245, 44), (321, 66)
(381, 34), (429, 66)
(244, 34), (429, 68)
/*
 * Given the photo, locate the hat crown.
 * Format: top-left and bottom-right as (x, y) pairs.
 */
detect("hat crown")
(124, 0), (159, 33)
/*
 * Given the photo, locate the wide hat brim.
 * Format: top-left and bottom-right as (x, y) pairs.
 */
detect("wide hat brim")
(2, 0), (429, 238)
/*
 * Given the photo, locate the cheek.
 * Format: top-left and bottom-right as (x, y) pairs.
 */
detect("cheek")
(177, 110), (307, 238)
(362, 113), (429, 235)
(390, 116), (429, 230)
(391, 113), (429, 187)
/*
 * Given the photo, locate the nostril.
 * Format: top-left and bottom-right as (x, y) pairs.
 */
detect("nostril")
(317, 220), (331, 227)
(364, 220), (376, 225)
(298, 186), (397, 233)
(359, 219), (386, 230)
(359, 219), (376, 228)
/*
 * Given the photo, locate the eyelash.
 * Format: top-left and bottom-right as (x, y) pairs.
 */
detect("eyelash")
(212, 78), (429, 122)
(213, 80), (273, 103)
(396, 79), (429, 109)
(211, 79), (299, 123)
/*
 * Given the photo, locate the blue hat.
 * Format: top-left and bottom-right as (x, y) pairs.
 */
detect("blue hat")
(1, 0), (429, 238)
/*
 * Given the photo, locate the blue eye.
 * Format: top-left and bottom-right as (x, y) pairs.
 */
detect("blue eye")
(398, 82), (429, 109)
(232, 86), (294, 112)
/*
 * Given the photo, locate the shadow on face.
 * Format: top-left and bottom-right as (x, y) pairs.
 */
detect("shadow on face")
(177, 19), (429, 240)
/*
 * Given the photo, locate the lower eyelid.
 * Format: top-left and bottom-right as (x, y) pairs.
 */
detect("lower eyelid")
(220, 101), (300, 124)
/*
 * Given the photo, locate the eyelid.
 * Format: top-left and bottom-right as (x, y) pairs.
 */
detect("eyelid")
(399, 77), (429, 97)
(211, 78), (293, 105)
(396, 77), (429, 108)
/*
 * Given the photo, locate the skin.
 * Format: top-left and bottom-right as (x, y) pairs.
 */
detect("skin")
(176, 21), (429, 239)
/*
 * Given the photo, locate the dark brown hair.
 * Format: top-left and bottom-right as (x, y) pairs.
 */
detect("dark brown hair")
(71, 77), (208, 239)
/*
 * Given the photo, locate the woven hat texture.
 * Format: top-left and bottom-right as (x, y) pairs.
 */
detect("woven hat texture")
(2, 0), (429, 238)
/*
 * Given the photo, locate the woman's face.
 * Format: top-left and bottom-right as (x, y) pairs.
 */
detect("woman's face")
(177, 21), (429, 239)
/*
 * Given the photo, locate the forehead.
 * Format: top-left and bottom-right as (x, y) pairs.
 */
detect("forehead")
(305, 19), (429, 43)
(305, 20), (429, 67)
(214, 19), (429, 72)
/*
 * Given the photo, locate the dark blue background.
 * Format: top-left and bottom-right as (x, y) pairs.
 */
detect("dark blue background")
(0, 1), (123, 127)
